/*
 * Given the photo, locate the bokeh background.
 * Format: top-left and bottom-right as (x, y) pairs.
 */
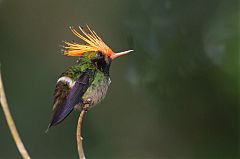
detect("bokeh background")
(0, 0), (239, 158)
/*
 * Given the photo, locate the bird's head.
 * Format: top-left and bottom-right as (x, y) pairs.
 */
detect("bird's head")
(63, 26), (133, 65)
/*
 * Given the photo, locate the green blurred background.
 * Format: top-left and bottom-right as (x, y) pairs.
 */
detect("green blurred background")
(0, 0), (239, 158)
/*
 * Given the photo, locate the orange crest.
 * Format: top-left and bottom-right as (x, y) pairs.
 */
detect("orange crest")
(63, 25), (133, 59)
(64, 26), (115, 57)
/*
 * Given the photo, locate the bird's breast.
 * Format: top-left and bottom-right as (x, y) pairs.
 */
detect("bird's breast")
(82, 74), (110, 108)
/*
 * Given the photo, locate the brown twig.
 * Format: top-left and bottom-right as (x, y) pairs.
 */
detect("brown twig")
(0, 69), (31, 159)
(77, 109), (86, 159)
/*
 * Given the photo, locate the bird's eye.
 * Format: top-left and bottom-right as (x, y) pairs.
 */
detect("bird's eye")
(96, 52), (103, 58)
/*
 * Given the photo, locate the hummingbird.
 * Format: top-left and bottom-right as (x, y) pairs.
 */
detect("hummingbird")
(48, 26), (133, 129)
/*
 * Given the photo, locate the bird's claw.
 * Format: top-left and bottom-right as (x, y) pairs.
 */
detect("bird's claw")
(82, 98), (92, 112)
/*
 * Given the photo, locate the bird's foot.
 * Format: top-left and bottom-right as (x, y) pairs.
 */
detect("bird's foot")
(82, 105), (90, 112)
(82, 98), (92, 112)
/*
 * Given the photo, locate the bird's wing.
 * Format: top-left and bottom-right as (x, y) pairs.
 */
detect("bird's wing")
(48, 70), (95, 128)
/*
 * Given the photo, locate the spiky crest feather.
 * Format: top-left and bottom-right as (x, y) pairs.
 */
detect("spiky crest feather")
(64, 25), (114, 57)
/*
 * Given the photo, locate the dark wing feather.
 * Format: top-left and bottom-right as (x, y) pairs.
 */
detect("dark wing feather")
(48, 70), (95, 128)
(52, 81), (71, 111)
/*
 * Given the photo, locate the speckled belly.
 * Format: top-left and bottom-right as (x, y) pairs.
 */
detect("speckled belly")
(80, 73), (111, 109)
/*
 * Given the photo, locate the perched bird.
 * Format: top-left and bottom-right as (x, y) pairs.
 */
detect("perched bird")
(48, 26), (133, 129)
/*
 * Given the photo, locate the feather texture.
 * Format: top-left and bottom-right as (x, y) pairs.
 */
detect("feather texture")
(48, 70), (95, 128)
(64, 26), (114, 57)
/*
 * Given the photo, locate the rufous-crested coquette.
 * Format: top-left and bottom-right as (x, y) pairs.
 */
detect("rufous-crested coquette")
(48, 26), (133, 128)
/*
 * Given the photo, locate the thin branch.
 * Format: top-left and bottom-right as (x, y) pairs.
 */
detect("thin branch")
(0, 70), (31, 159)
(77, 109), (86, 159)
